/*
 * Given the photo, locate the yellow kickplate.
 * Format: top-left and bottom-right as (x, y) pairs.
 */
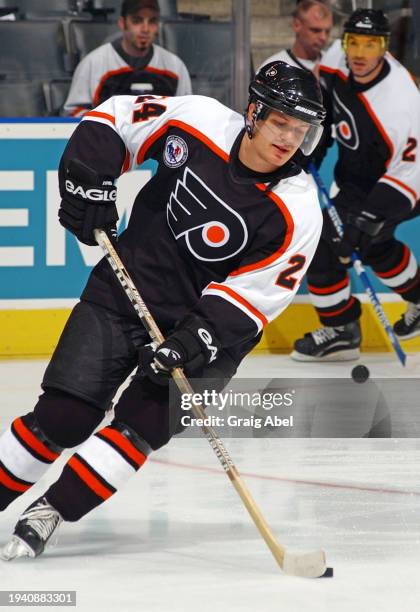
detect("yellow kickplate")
(254, 302), (420, 353)
(0, 302), (419, 358)
(0, 309), (71, 358)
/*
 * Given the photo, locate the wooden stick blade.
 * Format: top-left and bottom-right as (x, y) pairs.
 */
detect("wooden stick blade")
(282, 549), (326, 578)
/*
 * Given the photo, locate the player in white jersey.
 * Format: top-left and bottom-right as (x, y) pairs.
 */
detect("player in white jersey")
(258, 0), (333, 75)
(0, 62), (325, 559)
(292, 9), (420, 361)
(63, 0), (191, 117)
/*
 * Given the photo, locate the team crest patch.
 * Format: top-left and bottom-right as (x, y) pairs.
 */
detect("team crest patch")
(164, 135), (188, 168)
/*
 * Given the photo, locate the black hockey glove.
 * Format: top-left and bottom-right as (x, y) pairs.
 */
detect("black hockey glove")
(138, 315), (221, 386)
(58, 159), (118, 246)
(338, 210), (385, 265)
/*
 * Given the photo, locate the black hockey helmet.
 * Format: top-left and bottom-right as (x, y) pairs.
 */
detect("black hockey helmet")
(247, 61), (326, 155)
(249, 61), (326, 127)
(343, 9), (390, 38)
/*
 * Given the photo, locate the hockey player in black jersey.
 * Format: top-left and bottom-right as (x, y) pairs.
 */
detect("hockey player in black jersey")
(292, 9), (420, 362)
(0, 62), (326, 559)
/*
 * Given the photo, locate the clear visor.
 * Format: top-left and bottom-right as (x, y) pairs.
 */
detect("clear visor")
(255, 110), (324, 156)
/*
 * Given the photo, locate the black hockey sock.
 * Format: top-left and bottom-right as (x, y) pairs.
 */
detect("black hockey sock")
(370, 243), (420, 303)
(34, 388), (105, 448)
(45, 422), (151, 522)
(0, 486), (24, 512)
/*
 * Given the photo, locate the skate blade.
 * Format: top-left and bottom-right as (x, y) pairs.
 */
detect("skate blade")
(290, 348), (360, 362)
(0, 536), (35, 561)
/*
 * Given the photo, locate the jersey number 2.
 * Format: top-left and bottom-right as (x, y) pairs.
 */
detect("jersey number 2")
(402, 137), (417, 162)
(276, 255), (306, 290)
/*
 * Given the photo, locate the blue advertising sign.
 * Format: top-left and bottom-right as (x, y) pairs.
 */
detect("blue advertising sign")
(0, 121), (419, 302)
(0, 120), (155, 300)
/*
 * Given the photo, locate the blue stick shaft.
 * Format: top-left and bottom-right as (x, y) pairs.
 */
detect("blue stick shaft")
(308, 162), (406, 367)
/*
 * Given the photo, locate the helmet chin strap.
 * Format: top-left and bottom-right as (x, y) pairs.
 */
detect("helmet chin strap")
(244, 101), (268, 139)
(243, 110), (254, 139)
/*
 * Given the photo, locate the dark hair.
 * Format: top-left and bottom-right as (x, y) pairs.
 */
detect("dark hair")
(121, 0), (160, 18)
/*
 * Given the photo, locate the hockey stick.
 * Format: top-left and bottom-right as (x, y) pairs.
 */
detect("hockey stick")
(309, 163), (407, 367)
(94, 228), (329, 578)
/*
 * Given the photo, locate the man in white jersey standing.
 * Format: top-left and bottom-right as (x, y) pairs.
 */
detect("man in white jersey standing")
(0, 62), (325, 559)
(63, 0), (191, 117)
(259, 0), (333, 75)
(291, 9), (420, 362)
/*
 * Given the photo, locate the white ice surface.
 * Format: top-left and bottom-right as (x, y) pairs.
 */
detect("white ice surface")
(1, 354), (420, 612)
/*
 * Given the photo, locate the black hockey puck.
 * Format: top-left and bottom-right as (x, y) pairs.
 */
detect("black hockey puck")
(320, 566), (334, 578)
(351, 364), (370, 383)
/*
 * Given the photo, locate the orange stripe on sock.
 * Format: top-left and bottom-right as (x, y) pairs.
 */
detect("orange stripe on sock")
(68, 457), (113, 500)
(319, 297), (356, 318)
(98, 428), (147, 468)
(13, 418), (60, 462)
(308, 277), (349, 295)
(394, 276), (420, 294)
(376, 247), (410, 279)
(0, 466), (31, 492)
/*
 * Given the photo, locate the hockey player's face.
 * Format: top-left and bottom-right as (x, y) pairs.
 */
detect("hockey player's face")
(293, 7), (333, 59)
(119, 9), (159, 56)
(252, 108), (310, 169)
(345, 34), (386, 81)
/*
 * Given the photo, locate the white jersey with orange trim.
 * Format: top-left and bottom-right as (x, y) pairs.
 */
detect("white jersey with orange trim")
(319, 39), (420, 218)
(59, 94), (322, 351)
(62, 42), (192, 118)
(257, 48), (322, 74)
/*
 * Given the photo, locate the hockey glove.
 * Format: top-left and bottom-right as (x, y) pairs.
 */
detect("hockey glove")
(58, 159), (118, 246)
(138, 315), (221, 385)
(338, 210), (385, 265)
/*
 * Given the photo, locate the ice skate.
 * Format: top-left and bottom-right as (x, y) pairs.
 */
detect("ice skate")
(393, 302), (420, 340)
(291, 321), (361, 361)
(1, 497), (62, 561)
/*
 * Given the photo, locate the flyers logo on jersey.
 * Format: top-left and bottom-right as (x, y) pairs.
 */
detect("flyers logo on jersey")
(333, 91), (359, 150)
(167, 167), (248, 261)
(164, 135), (188, 168)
